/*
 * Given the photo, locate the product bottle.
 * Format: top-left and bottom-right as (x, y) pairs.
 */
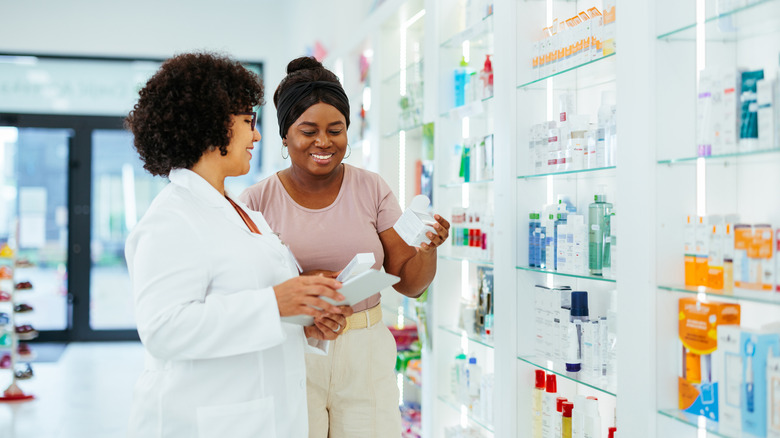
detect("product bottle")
(588, 190), (613, 276)
(454, 56), (470, 108)
(545, 212), (556, 270)
(606, 290), (618, 392)
(562, 401), (574, 438)
(533, 369), (546, 438)
(452, 352), (467, 400)
(607, 212), (617, 278)
(708, 220), (725, 290)
(597, 91), (616, 167)
(684, 215), (696, 286)
(572, 394), (587, 438)
(555, 211), (569, 271)
(583, 396), (601, 438)
(566, 291), (590, 375)
(542, 374), (558, 438)
(530, 212), (541, 267)
(554, 396), (568, 438)
(570, 115), (588, 170)
(694, 216), (710, 286)
(481, 54), (494, 99)
(723, 222), (735, 293)
(465, 357), (481, 410)
(608, 426), (617, 438)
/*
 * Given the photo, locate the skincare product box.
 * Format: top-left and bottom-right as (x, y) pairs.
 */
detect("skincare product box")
(741, 328), (780, 437)
(767, 354), (780, 437)
(678, 298), (741, 420)
(394, 195), (437, 247)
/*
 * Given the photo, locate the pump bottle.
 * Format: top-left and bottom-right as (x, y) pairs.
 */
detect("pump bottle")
(566, 291), (590, 376)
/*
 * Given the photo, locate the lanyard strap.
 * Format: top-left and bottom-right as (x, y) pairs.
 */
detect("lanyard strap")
(226, 197), (262, 235)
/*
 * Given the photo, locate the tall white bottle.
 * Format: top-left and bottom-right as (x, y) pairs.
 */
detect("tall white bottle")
(542, 374), (558, 438)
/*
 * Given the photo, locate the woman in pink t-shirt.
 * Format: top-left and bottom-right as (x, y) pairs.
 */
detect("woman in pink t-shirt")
(240, 56), (450, 438)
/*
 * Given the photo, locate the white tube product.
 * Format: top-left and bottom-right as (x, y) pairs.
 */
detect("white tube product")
(607, 290), (618, 392)
(584, 396), (601, 438)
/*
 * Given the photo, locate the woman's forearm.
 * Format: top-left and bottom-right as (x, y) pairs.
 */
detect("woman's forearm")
(393, 248), (437, 298)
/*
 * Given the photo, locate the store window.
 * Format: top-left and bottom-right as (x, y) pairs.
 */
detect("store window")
(0, 55), (264, 340)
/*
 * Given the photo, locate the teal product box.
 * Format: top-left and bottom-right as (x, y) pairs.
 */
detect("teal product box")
(741, 330), (780, 437)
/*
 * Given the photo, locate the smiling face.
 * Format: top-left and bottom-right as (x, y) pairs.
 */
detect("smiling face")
(222, 113), (262, 177)
(284, 102), (348, 177)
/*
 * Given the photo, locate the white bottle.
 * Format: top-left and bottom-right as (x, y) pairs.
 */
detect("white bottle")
(606, 290), (618, 392)
(542, 374), (558, 438)
(597, 91), (616, 168)
(466, 357), (481, 401)
(584, 397), (601, 438)
(572, 394), (587, 438)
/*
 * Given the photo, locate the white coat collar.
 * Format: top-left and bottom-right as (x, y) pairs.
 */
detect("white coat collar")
(168, 168), (234, 208)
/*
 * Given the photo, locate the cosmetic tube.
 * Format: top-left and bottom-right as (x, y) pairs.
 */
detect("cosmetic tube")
(584, 396), (601, 438)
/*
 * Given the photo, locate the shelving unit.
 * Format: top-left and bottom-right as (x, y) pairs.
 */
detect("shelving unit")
(0, 242), (35, 402)
(324, 0), (780, 436)
(654, 0), (780, 436)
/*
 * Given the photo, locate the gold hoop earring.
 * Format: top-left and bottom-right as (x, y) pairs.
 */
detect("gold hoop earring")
(281, 145), (289, 160)
(344, 144), (351, 159)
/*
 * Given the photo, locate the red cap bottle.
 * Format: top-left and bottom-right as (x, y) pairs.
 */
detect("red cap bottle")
(535, 369), (546, 389)
(556, 396), (568, 413)
(608, 427), (617, 438)
(546, 373), (557, 393)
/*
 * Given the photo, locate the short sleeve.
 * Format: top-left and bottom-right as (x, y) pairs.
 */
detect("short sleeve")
(376, 176), (403, 233)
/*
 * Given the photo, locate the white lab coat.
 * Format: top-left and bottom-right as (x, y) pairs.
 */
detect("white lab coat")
(125, 168), (325, 438)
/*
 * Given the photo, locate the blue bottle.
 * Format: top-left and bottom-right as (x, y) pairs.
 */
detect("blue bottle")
(529, 212), (541, 267)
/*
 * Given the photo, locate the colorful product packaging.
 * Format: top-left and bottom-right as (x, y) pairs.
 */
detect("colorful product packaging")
(678, 298), (741, 420)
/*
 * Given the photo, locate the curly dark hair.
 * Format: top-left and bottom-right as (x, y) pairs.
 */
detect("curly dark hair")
(273, 56), (350, 139)
(126, 52), (264, 177)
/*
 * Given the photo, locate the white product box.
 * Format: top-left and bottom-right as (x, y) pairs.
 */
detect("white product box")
(715, 324), (742, 435)
(393, 195), (437, 247)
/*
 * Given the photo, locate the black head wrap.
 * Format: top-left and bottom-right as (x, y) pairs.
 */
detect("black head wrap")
(276, 81), (350, 138)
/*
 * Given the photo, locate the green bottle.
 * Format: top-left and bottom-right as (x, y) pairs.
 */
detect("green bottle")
(588, 191), (613, 276)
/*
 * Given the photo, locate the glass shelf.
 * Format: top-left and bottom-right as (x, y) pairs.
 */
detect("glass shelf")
(381, 60), (424, 85)
(440, 178), (494, 188)
(657, 409), (731, 437)
(439, 95), (494, 119)
(517, 355), (616, 397)
(517, 166), (616, 179)
(657, 148), (780, 165)
(440, 13), (494, 49)
(658, 284), (780, 306)
(436, 395), (495, 433)
(438, 325), (494, 349)
(382, 304), (419, 325)
(516, 266), (616, 283)
(439, 254), (494, 266)
(383, 122), (425, 138)
(657, 0), (780, 41)
(517, 53), (617, 90)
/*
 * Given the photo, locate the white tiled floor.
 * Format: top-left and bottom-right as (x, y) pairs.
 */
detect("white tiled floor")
(0, 342), (145, 438)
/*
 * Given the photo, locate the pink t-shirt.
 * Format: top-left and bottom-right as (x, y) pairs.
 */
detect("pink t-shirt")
(239, 164), (402, 312)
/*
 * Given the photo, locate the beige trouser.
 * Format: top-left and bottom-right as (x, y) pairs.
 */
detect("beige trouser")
(306, 314), (401, 438)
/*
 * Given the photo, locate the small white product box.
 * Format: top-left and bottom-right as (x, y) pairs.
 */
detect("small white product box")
(336, 253), (376, 282)
(393, 195), (437, 247)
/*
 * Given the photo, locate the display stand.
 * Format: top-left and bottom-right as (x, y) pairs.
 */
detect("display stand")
(0, 243), (35, 402)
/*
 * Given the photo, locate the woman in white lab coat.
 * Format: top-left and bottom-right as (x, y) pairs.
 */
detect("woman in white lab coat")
(124, 52), (351, 438)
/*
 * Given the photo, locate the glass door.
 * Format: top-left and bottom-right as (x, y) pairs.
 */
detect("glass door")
(0, 126), (71, 335)
(90, 129), (166, 331)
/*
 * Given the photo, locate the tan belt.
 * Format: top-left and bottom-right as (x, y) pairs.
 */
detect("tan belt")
(343, 303), (382, 333)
